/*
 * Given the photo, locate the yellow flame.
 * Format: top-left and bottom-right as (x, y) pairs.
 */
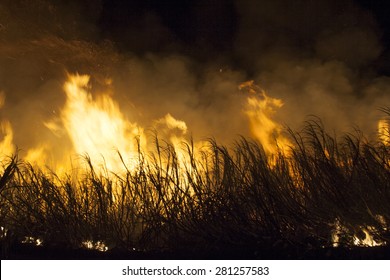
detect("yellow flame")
(22, 236), (43, 246)
(0, 73), (207, 178)
(24, 147), (47, 165)
(0, 93), (15, 158)
(332, 218), (386, 247)
(378, 119), (389, 145)
(60, 73), (143, 173)
(0, 121), (14, 158)
(82, 240), (108, 252)
(42, 73), (204, 178)
(353, 227), (384, 247)
(240, 80), (292, 156)
(155, 113), (188, 145)
(154, 113), (189, 166)
(152, 113), (210, 186)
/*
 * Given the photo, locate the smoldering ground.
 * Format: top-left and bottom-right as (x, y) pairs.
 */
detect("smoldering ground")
(0, 0), (390, 160)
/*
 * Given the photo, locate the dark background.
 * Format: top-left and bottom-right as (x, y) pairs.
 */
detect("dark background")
(2, 0), (390, 75)
(96, 0), (390, 75)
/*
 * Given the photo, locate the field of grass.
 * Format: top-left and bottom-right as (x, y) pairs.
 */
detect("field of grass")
(1, 114), (390, 259)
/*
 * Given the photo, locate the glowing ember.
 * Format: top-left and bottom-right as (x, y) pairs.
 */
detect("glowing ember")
(331, 218), (386, 248)
(22, 236), (43, 246)
(331, 218), (343, 247)
(0, 226), (8, 238)
(82, 240), (108, 252)
(353, 227), (385, 247)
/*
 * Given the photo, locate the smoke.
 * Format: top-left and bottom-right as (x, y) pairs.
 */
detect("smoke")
(234, 0), (387, 134)
(1, 0), (390, 160)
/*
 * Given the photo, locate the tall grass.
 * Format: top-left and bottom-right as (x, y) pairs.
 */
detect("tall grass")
(1, 114), (390, 256)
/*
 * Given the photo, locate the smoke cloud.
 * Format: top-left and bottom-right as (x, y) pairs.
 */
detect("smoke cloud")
(234, 0), (387, 134)
(1, 0), (390, 160)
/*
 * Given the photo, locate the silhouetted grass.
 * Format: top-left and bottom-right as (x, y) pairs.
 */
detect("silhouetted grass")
(1, 112), (390, 258)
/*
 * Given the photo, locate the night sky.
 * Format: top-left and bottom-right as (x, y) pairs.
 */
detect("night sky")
(98, 0), (238, 56)
(42, 0), (389, 77)
(2, 0), (390, 75)
(100, 0), (390, 75)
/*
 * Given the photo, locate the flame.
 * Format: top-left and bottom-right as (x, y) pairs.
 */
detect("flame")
(331, 218), (386, 247)
(59, 73), (144, 173)
(378, 119), (389, 145)
(154, 113), (190, 168)
(0, 121), (14, 158)
(2, 75), (294, 174)
(82, 240), (108, 252)
(24, 147), (47, 165)
(0, 93), (15, 158)
(1, 73), (389, 251)
(41, 73), (205, 177)
(22, 236), (43, 246)
(0, 73), (211, 178)
(155, 113), (188, 147)
(353, 227), (384, 247)
(239, 80), (292, 156)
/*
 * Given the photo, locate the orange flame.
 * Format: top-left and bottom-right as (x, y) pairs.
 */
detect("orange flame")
(59, 74), (143, 172)
(239, 80), (292, 156)
(378, 119), (389, 146)
(0, 93), (14, 158)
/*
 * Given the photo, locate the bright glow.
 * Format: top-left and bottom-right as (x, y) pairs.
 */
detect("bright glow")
(0, 93), (14, 158)
(22, 236), (43, 246)
(332, 218), (386, 247)
(155, 113), (192, 170)
(378, 119), (389, 145)
(1, 74), (389, 252)
(81, 240), (108, 252)
(331, 219), (342, 247)
(353, 227), (385, 247)
(0, 226), (8, 238)
(60, 74), (143, 173)
(240, 80), (292, 156)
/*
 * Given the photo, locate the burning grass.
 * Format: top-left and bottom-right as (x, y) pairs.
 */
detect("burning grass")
(1, 115), (390, 259)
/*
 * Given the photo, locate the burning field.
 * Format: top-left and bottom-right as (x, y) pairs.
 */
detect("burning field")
(1, 0), (390, 259)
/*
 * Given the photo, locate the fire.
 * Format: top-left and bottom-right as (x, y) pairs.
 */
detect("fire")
(38, 73), (208, 177)
(154, 113), (194, 170)
(0, 73), (216, 177)
(0, 93), (14, 158)
(378, 119), (389, 145)
(331, 218), (386, 248)
(239, 80), (292, 156)
(353, 227), (384, 247)
(2, 75), (292, 175)
(60, 73), (144, 173)
(0, 121), (14, 159)
(2, 72), (389, 251)
(154, 113), (189, 154)
(82, 240), (108, 252)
